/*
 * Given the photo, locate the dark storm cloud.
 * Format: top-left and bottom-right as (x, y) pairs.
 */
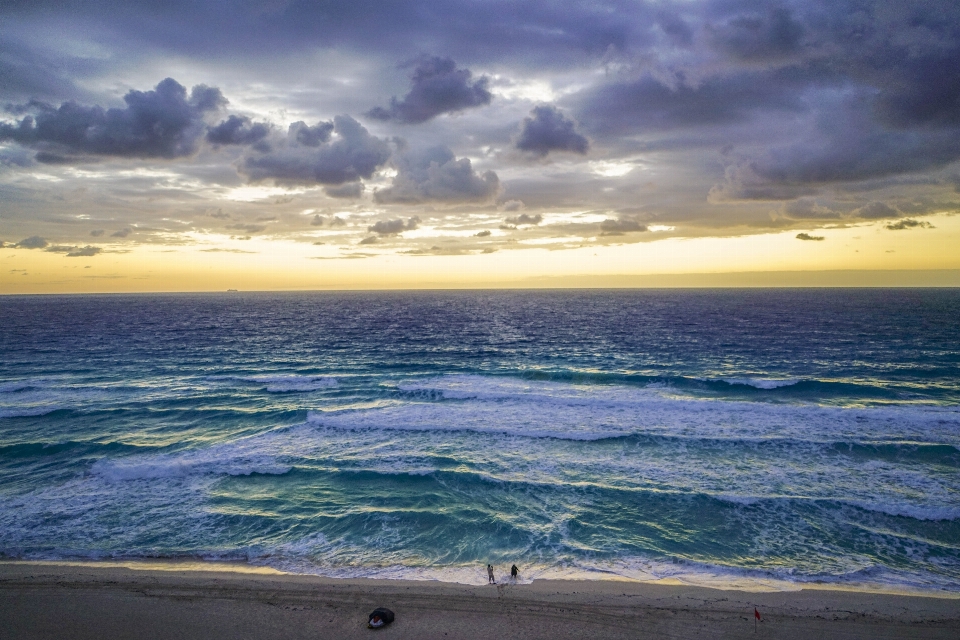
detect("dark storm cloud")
(747, 117), (960, 188)
(504, 213), (542, 225)
(707, 6), (805, 63)
(43, 244), (102, 256)
(15, 236), (48, 248)
(778, 198), (840, 220)
(288, 121), (334, 147)
(368, 217), (419, 235)
(655, 9), (694, 47)
(0, 79), (225, 160)
(324, 182), (364, 198)
(515, 106), (589, 156)
(1, 0), (656, 72)
(4, 0), (960, 242)
(373, 146), (500, 204)
(574, 70), (806, 136)
(206, 115), (271, 147)
(885, 218), (934, 231)
(795, 232), (824, 241)
(599, 218), (647, 234)
(852, 201), (899, 220)
(240, 115), (390, 186)
(0, 37), (101, 105)
(367, 57), (492, 124)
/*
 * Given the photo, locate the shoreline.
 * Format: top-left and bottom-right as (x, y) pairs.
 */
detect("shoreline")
(3, 561), (959, 639)
(3, 558), (958, 599)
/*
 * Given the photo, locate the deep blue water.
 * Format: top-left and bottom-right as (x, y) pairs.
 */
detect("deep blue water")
(1, 289), (959, 590)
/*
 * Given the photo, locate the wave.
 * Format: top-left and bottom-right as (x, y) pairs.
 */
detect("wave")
(91, 450), (291, 482)
(249, 375), (338, 393)
(4, 534), (958, 593)
(717, 377), (801, 389)
(470, 369), (944, 403)
(206, 374), (339, 393)
(320, 375), (960, 446)
(0, 440), (153, 460)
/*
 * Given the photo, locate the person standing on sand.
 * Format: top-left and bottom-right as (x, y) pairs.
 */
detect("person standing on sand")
(487, 564), (495, 584)
(511, 564), (519, 580)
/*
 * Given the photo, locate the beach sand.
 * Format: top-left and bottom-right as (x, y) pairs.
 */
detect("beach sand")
(1, 562), (958, 639)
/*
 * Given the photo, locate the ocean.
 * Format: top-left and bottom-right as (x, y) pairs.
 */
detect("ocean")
(1, 289), (958, 592)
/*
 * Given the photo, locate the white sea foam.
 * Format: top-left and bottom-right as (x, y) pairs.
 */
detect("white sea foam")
(364, 374), (960, 445)
(719, 377), (802, 389)
(92, 454), (290, 482)
(91, 428), (297, 482)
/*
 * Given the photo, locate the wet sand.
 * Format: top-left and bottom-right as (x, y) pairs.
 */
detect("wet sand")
(1, 561), (958, 639)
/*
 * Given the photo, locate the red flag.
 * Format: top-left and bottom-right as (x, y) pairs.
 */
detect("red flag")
(755, 608), (761, 621)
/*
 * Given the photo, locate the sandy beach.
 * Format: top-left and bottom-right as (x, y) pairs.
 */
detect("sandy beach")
(1, 562), (957, 639)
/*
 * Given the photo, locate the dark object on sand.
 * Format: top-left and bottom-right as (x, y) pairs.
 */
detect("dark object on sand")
(368, 607), (395, 629)
(511, 564), (519, 579)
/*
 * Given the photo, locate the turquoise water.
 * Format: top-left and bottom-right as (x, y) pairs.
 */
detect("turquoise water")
(1, 290), (958, 590)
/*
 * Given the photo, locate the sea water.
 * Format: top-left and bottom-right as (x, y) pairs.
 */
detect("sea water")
(1, 290), (958, 592)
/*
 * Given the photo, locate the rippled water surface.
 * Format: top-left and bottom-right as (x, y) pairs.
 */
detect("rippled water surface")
(1, 290), (958, 590)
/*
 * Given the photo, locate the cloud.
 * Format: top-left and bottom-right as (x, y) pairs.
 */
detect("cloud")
(504, 213), (542, 225)
(287, 121), (334, 147)
(66, 245), (102, 256)
(324, 182), (364, 198)
(885, 218), (935, 231)
(227, 223), (267, 233)
(15, 236), (48, 249)
(599, 218), (647, 235)
(499, 199), (525, 212)
(368, 217), (419, 235)
(366, 57), (492, 124)
(853, 201), (899, 220)
(475, 230), (491, 237)
(310, 214), (325, 226)
(240, 115), (390, 186)
(777, 198), (841, 220)
(90, 229), (105, 237)
(575, 70), (805, 136)
(515, 106), (589, 156)
(206, 115), (271, 147)
(374, 146), (499, 204)
(0, 145), (34, 167)
(796, 232), (824, 241)
(358, 236), (378, 245)
(0, 78), (225, 160)
(111, 227), (132, 238)
(708, 7), (805, 63)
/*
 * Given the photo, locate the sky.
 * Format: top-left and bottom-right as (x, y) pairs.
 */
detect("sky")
(1, 0), (959, 292)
